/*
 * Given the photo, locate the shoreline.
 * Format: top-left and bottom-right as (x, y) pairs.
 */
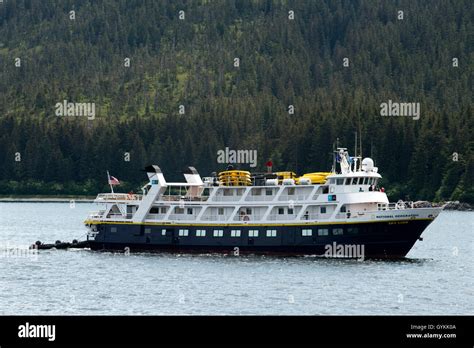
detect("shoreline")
(0, 195), (95, 203)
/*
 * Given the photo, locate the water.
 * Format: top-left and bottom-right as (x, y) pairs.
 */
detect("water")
(0, 203), (472, 315)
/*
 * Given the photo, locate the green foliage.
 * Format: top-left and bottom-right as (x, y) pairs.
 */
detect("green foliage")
(0, 0), (472, 201)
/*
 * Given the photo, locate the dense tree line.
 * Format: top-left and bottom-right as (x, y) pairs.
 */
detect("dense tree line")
(0, 0), (472, 202)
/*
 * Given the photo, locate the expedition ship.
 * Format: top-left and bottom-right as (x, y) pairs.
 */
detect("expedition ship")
(84, 148), (442, 258)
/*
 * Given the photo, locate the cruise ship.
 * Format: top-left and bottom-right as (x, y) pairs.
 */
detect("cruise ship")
(84, 148), (442, 258)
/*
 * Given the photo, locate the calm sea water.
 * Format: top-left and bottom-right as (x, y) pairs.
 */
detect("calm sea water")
(0, 202), (472, 315)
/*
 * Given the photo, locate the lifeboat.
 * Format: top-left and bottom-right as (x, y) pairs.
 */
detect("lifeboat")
(275, 171), (297, 184)
(218, 170), (252, 186)
(296, 172), (332, 184)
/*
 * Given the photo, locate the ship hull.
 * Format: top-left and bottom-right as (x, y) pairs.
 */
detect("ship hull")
(87, 219), (434, 258)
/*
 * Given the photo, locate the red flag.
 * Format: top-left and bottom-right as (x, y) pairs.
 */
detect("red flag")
(265, 160), (273, 167)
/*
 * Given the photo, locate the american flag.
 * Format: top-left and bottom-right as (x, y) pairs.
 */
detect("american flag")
(108, 174), (120, 185)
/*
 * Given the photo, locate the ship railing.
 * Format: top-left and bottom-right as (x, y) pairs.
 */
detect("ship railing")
(212, 196), (244, 202)
(167, 214), (199, 221)
(300, 213), (323, 220)
(277, 194), (309, 201)
(377, 201), (414, 210)
(161, 195), (209, 202)
(145, 213), (166, 220)
(245, 196), (276, 202)
(95, 193), (142, 202)
(232, 214), (265, 222)
(200, 215), (230, 222)
(268, 214), (297, 221)
(87, 210), (106, 219)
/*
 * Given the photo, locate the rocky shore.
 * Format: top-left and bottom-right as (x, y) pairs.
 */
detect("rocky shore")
(412, 200), (473, 211)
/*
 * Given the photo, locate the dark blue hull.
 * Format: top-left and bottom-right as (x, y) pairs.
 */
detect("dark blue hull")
(87, 219), (434, 258)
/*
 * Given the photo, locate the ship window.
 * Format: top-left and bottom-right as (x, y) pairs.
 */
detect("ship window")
(110, 227), (117, 233)
(362, 177), (368, 185)
(288, 208), (294, 214)
(149, 207), (159, 214)
(253, 188), (262, 196)
(288, 188), (295, 195)
(336, 178), (344, 185)
(347, 227), (358, 235)
(160, 207), (167, 214)
(340, 206), (346, 213)
(145, 228), (151, 234)
(161, 229), (167, 236)
(175, 207), (184, 214)
(320, 207), (327, 214)
(246, 208), (252, 215)
(196, 229), (206, 237)
(249, 230), (259, 237)
(328, 178), (335, 184)
(302, 229), (312, 236)
(223, 189), (233, 196)
(332, 228), (343, 235)
(322, 186), (329, 194)
(266, 189), (273, 196)
(218, 208), (224, 215)
(187, 208), (193, 215)
(213, 229), (223, 237)
(231, 230), (241, 237)
(266, 229), (277, 237)
(345, 178), (351, 185)
(278, 208), (284, 215)
(178, 229), (189, 236)
(318, 228), (329, 236)
(351, 178), (358, 185)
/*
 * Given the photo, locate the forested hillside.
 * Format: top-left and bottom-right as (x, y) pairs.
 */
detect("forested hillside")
(0, 0), (472, 202)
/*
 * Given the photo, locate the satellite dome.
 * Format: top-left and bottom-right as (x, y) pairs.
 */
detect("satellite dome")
(362, 158), (374, 172)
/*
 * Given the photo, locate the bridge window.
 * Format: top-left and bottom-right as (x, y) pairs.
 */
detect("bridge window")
(336, 178), (344, 185)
